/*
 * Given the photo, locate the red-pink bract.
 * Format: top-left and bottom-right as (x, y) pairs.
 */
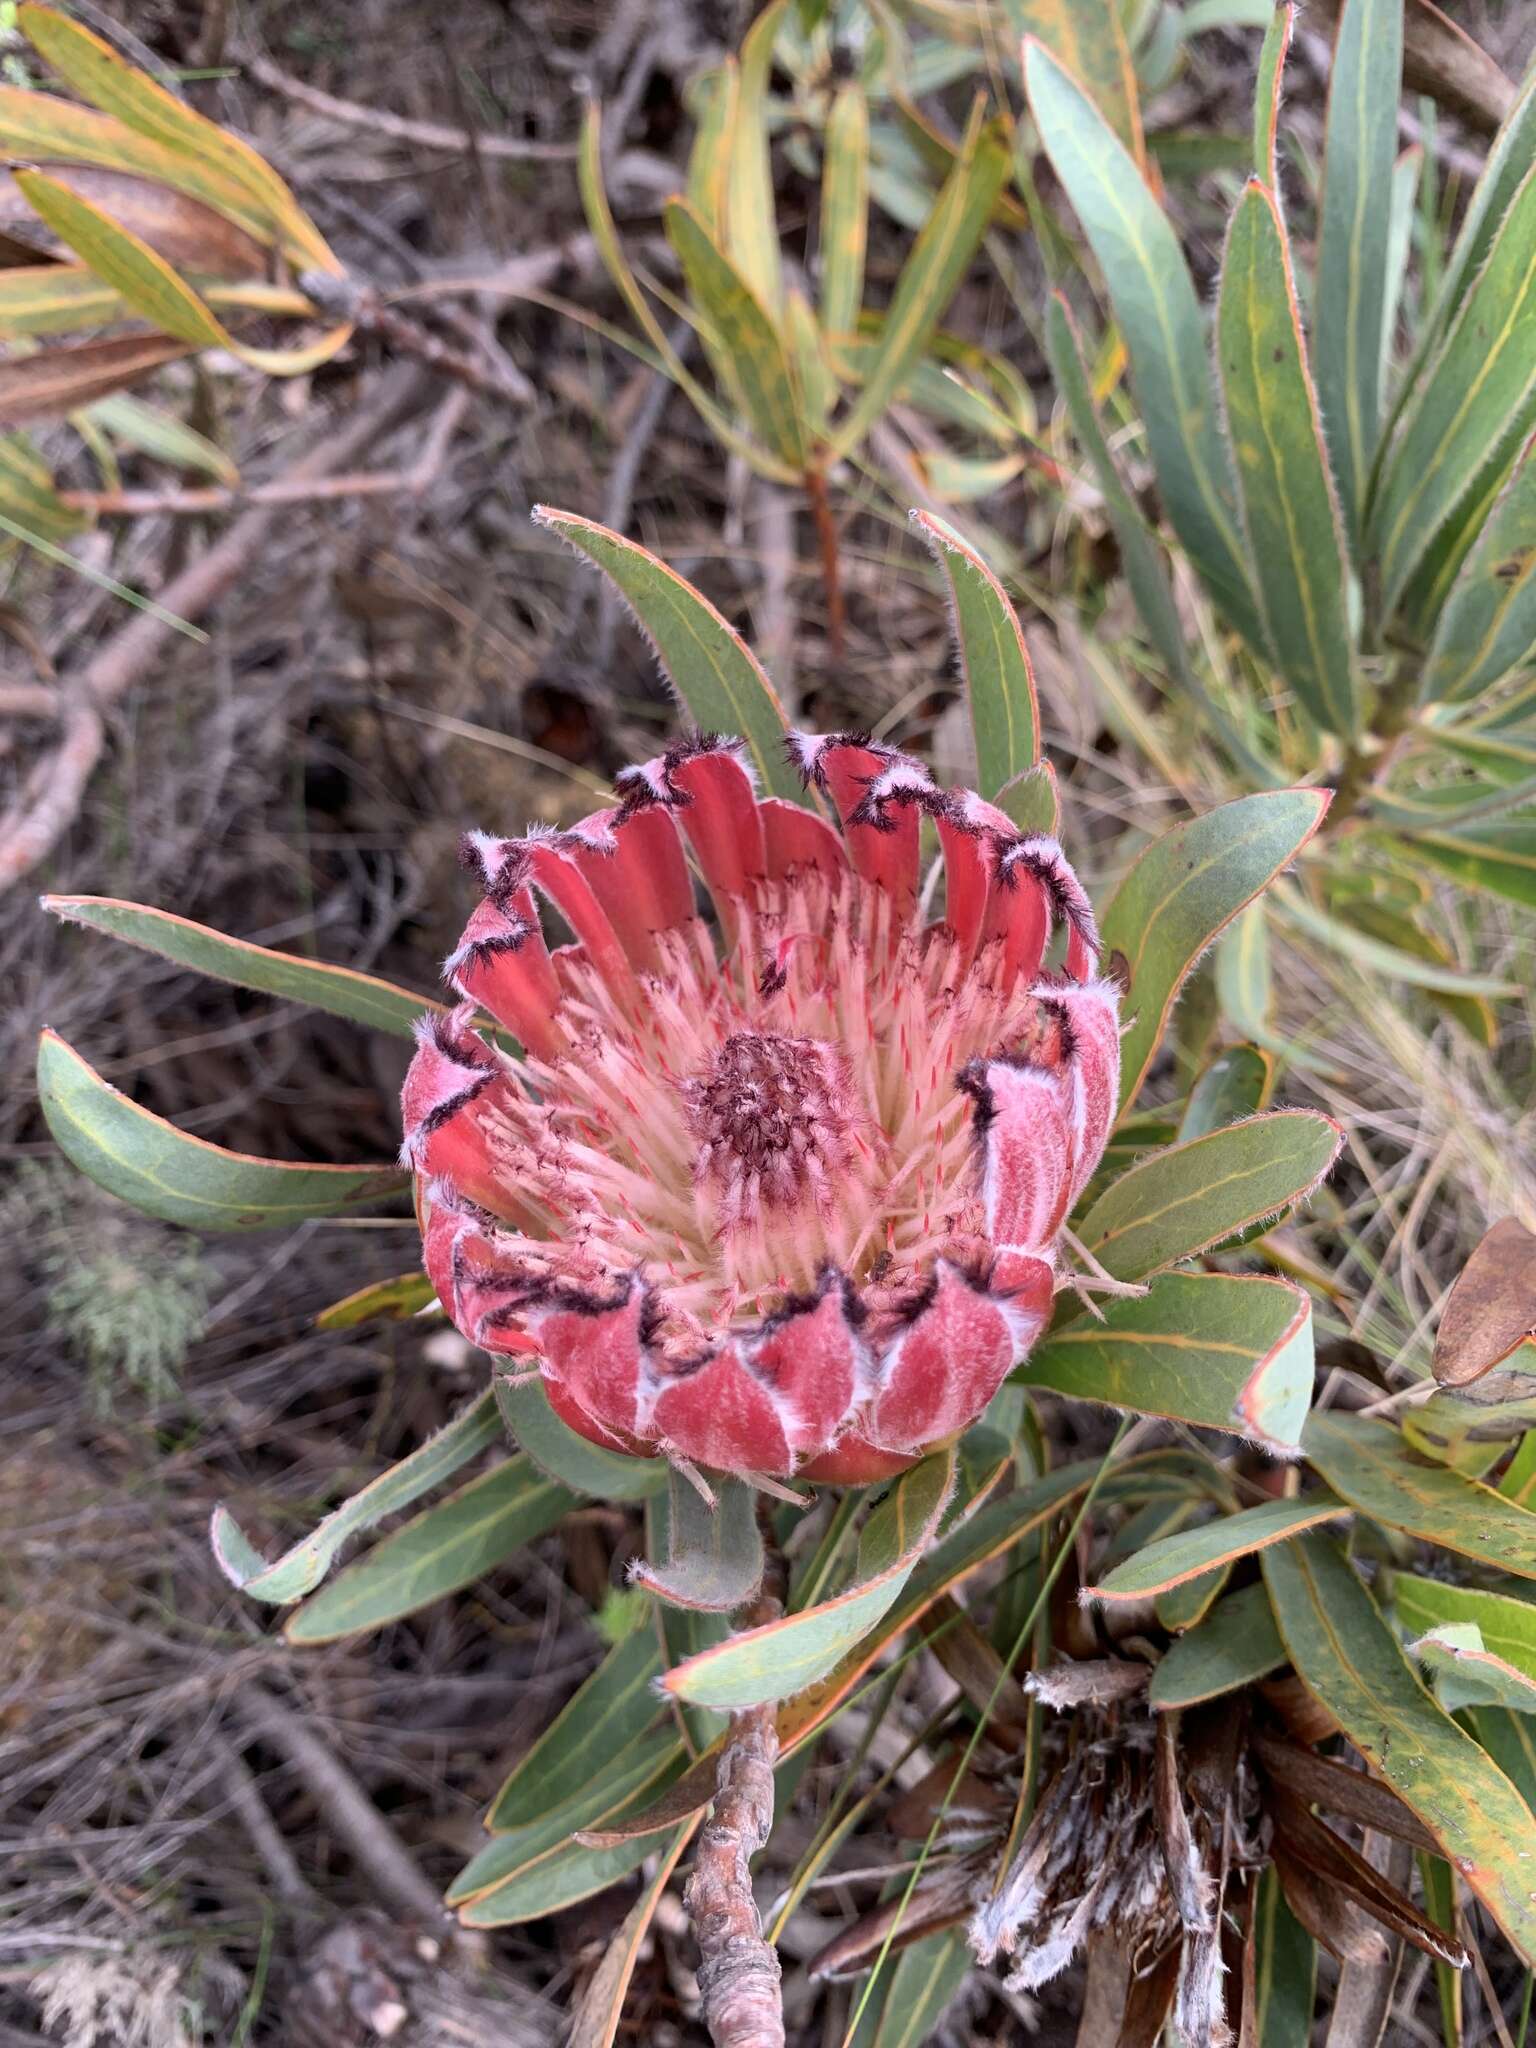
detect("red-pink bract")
(402, 732), (1119, 1484)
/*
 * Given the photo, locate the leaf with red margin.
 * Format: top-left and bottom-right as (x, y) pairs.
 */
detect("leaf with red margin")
(660, 1448), (956, 1708)
(1101, 789), (1330, 1111)
(911, 509), (1039, 799)
(578, 1456), (1104, 1843)
(1021, 1270), (1317, 1454)
(1303, 1409), (1536, 1577)
(1087, 1494), (1346, 1603)
(1263, 1531), (1536, 1967)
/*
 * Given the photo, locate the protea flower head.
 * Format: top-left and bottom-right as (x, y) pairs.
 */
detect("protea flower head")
(400, 730), (1120, 1485)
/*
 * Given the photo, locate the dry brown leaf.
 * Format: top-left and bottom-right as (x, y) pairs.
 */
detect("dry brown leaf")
(1433, 1216), (1536, 1387)
(4, 164), (267, 276)
(0, 331), (190, 427)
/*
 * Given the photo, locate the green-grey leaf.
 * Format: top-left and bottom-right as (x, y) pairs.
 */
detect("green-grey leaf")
(630, 1471), (766, 1613)
(1177, 1043), (1273, 1140)
(1304, 1409), (1536, 1578)
(1421, 434), (1536, 702)
(43, 894), (439, 1038)
(827, 112), (1008, 459)
(1218, 179), (1358, 736)
(1262, 1531), (1536, 1965)
(1312, 0), (1402, 546)
(1088, 1493), (1345, 1602)
(495, 1376), (666, 1500)
(1410, 1622), (1536, 1715)
(1101, 789), (1329, 1109)
(486, 1624), (667, 1831)
(1043, 290), (1194, 688)
(211, 1389), (501, 1604)
(1373, 159), (1536, 621)
(285, 1456), (577, 1644)
(37, 1028), (406, 1230)
(819, 80), (868, 338)
(1023, 39), (1264, 650)
(531, 508), (804, 802)
(452, 1730), (681, 1908)
(1022, 1270), (1315, 1454)
(1148, 1581), (1288, 1708)
(1073, 1108), (1341, 1287)
(665, 200), (806, 472)
(911, 509), (1038, 797)
(661, 1448), (956, 1709)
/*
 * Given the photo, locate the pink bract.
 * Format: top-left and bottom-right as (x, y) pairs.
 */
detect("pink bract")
(401, 732), (1120, 1484)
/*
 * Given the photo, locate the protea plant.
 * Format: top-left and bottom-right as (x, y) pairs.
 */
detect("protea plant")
(401, 726), (1119, 1489)
(61, 512), (1536, 2048)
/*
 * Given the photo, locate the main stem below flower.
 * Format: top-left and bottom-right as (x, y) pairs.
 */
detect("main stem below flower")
(685, 1512), (789, 2048)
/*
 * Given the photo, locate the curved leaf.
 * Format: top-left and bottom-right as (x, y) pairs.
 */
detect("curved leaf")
(1303, 1409), (1536, 1576)
(1178, 1044), (1274, 1140)
(1022, 1270), (1317, 1454)
(487, 1624), (666, 1831)
(495, 1376), (667, 1501)
(1102, 789), (1330, 1110)
(1263, 1531), (1536, 1965)
(1088, 1493), (1346, 1602)
(661, 1448), (955, 1709)
(664, 200), (806, 471)
(1015, 0), (1144, 165)
(1149, 1581), (1288, 1708)
(911, 509), (1038, 798)
(37, 1029), (404, 1230)
(630, 1470), (765, 1613)
(284, 1456), (577, 1644)
(1410, 1622), (1536, 1714)
(43, 894), (439, 1037)
(211, 1389), (501, 1604)
(530, 507), (803, 802)
(1073, 1108), (1342, 1286)
(827, 107), (1009, 459)
(1395, 1573), (1536, 1688)
(315, 1271), (435, 1331)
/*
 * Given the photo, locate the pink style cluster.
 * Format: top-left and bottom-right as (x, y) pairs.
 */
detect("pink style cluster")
(401, 732), (1120, 1485)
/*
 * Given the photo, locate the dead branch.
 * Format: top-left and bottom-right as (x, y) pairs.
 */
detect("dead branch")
(1303, 0), (1514, 135)
(234, 1685), (448, 1929)
(245, 50), (577, 161)
(0, 364), (435, 892)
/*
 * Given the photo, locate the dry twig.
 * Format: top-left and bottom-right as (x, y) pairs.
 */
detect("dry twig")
(245, 49), (576, 161)
(0, 365), (435, 892)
